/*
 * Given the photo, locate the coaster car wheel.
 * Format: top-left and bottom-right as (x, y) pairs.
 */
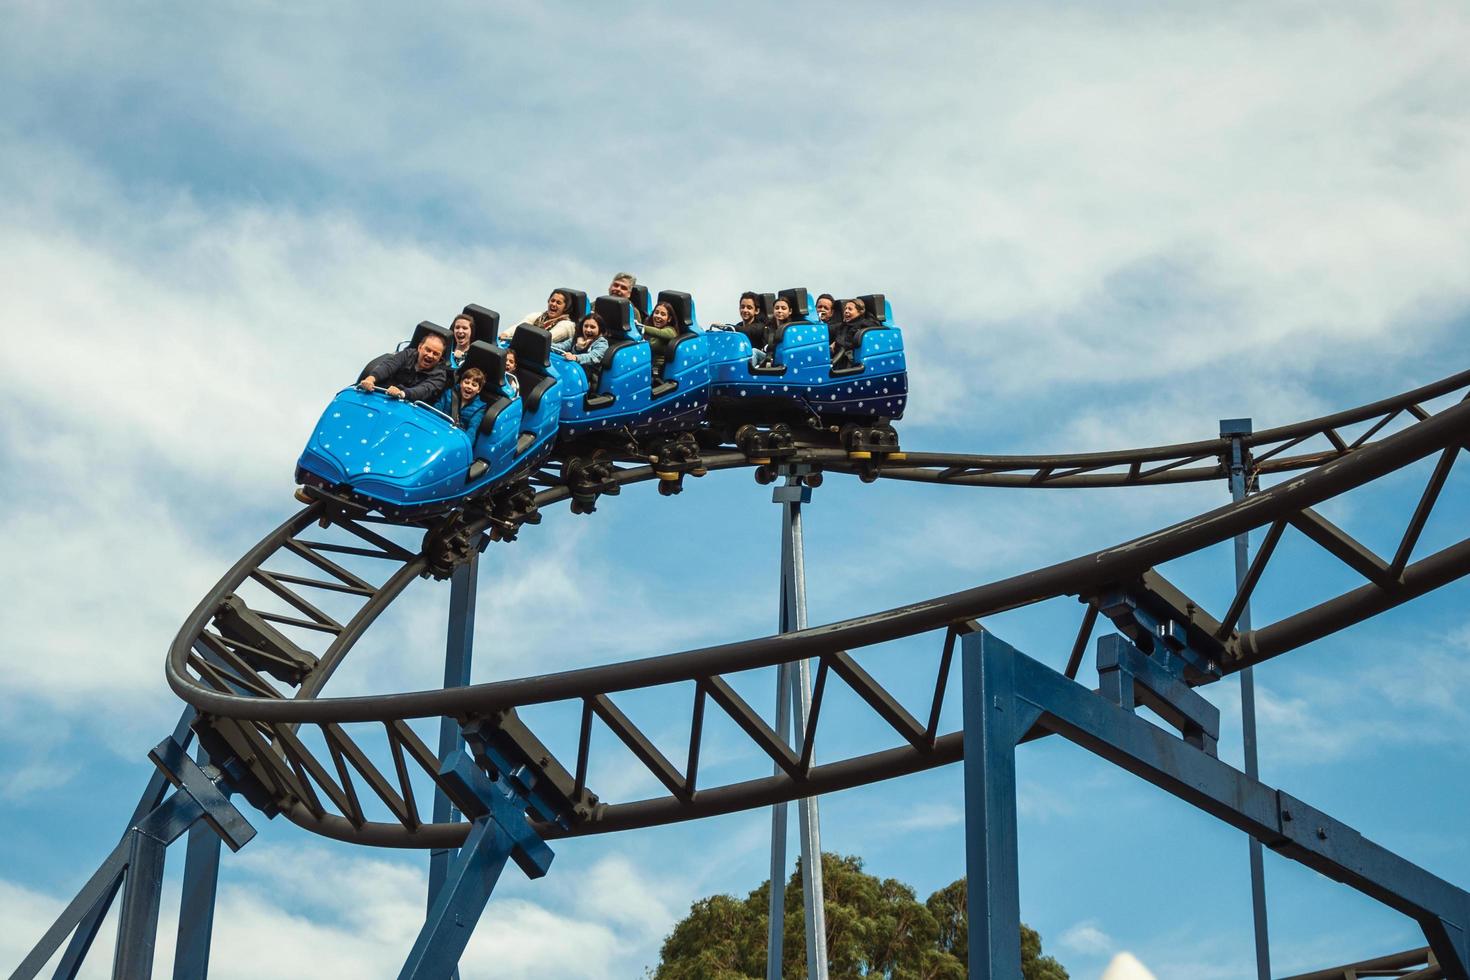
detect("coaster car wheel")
(735, 424), (762, 455)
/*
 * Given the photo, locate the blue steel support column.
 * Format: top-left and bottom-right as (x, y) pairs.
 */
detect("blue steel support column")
(172, 745), (225, 980)
(962, 629), (1043, 979)
(400, 752), (555, 980)
(994, 642), (1469, 978)
(113, 820), (169, 979)
(51, 707), (195, 980)
(403, 815), (514, 980)
(118, 738), (255, 980)
(1223, 416), (1271, 980)
(428, 553), (479, 946)
(12, 736), (253, 980)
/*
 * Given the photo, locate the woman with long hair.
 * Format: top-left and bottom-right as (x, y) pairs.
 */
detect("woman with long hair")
(504, 289), (576, 345)
(643, 300), (680, 379)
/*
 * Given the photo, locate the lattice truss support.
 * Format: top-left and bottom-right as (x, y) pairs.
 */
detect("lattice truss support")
(962, 626), (1469, 979)
(15, 375), (1470, 978)
(12, 716), (256, 980)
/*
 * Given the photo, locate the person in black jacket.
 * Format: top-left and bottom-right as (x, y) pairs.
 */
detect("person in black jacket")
(358, 333), (449, 402)
(830, 298), (869, 368)
(751, 295), (794, 367)
(735, 292), (766, 346)
(815, 293), (836, 326)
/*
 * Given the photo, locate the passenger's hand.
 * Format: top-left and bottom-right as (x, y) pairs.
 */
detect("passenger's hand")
(560, 351), (575, 360)
(387, 385), (406, 398)
(359, 376), (377, 392)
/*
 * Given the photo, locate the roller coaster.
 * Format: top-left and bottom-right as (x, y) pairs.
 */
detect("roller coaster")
(11, 335), (1470, 977)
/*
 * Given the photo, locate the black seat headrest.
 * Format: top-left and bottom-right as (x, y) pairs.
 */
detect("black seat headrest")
(592, 295), (634, 339)
(777, 287), (811, 321)
(656, 290), (696, 333)
(461, 340), (506, 395)
(630, 284), (651, 320)
(756, 293), (776, 320)
(857, 294), (887, 323)
(461, 305), (501, 344)
(558, 288), (589, 323)
(510, 324), (553, 370)
(411, 320), (453, 352)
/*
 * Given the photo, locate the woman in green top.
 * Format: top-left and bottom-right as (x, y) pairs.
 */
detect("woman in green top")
(643, 300), (681, 380)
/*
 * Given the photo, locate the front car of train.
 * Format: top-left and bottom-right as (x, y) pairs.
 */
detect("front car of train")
(297, 332), (560, 519)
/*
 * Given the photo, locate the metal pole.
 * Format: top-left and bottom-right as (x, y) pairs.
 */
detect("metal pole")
(172, 745), (224, 979)
(113, 827), (168, 979)
(767, 468), (829, 980)
(766, 656), (793, 980)
(961, 630), (1027, 979)
(766, 492), (796, 979)
(1222, 417), (1271, 980)
(428, 552), (478, 980)
(784, 474), (829, 978)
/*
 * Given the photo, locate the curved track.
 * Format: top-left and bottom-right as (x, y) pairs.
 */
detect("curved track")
(166, 370), (1470, 850)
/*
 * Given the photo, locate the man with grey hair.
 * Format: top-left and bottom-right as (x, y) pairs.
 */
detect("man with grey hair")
(607, 272), (646, 324)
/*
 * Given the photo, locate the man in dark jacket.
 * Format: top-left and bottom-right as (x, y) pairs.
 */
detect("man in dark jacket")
(358, 333), (449, 402)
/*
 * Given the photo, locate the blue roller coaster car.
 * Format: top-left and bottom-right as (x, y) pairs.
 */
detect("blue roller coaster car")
(296, 324), (559, 518)
(552, 293), (712, 440)
(706, 288), (907, 429)
(296, 287), (907, 519)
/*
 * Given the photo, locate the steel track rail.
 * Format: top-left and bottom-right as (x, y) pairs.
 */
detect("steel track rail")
(164, 376), (1470, 849)
(857, 367), (1470, 488)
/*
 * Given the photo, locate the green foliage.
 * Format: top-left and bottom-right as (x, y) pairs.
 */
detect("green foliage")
(653, 853), (1067, 979)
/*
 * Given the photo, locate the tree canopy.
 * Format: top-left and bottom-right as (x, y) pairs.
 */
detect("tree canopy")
(654, 852), (1067, 979)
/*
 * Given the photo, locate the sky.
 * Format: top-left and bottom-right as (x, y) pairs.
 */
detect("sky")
(3, 1), (1470, 977)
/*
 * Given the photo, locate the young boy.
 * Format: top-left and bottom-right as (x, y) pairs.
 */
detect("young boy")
(434, 365), (489, 433)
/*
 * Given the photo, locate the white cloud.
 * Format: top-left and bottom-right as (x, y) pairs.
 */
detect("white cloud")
(886, 802), (964, 831)
(1017, 780), (1080, 823)
(4, 6), (1470, 979)
(562, 853), (681, 945)
(1, 842), (681, 980)
(1206, 627), (1470, 768)
(1102, 951), (1160, 980)
(3, 0), (1467, 743)
(1060, 919), (1115, 956)
(0, 879), (76, 977)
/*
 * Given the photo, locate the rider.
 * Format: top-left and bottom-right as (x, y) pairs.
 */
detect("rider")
(606, 273), (646, 324)
(358, 333), (449, 402)
(434, 365), (489, 432)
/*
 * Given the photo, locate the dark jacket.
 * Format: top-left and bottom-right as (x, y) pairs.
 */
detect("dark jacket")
(755, 318), (795, 355)
(736, 316), (769, 349)
(433, 386), (489, 433)
(360, 348), (449, 404)
(830, 316), (876, 354)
